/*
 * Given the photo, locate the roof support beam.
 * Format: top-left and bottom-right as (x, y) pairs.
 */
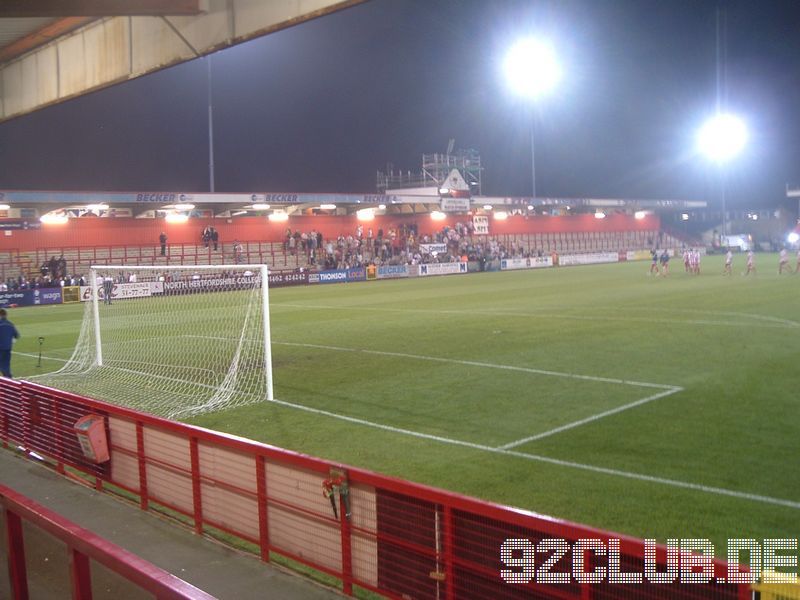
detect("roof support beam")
(0, 1), (202, 18)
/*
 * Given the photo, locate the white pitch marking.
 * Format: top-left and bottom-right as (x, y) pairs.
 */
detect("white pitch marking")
(274, 341), (677, 390)
(184, 334), (677, 389)
(266, 395), (800, 511)
(31, 359), (799, 510)
(497, 386), (683, 450)
(13, 351), (69, 363)
(186, 336), (683, 445)
(275, 302), (795, 330)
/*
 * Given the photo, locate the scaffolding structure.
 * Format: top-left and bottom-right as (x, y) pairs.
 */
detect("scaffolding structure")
(377, 149), (483, 195)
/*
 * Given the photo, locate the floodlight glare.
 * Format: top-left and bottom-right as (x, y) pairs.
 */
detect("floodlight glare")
(251, 203), (270, 210)
(594, 211), (606, 219)
(493, 211), (509, 220)
(788, 232), (800, 244)
(174, 203), (195, 210)
(697, 113), (747, 163)
(430, 211), (446, 221)
(503, 38), (561, 99)
(634, 211), (647, 220)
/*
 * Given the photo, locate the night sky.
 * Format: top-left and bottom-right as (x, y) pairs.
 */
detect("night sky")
(1, 0), (799, 209)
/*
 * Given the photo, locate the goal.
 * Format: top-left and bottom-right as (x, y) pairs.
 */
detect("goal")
(33, 264), (274, 419)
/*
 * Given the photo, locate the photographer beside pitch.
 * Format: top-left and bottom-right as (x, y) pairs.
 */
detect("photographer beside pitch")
(0, 308), (20, 378)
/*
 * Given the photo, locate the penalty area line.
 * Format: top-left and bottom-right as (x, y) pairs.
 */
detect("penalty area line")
(268, 395), (800, 511)
(496, 386), (683, 450)
(184, 335), (677, 391)
(27, 357), (799, 510)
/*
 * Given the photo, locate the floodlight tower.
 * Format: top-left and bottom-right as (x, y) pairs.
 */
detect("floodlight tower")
(503, 38), (561, 199)
(697, 113), (747, 237)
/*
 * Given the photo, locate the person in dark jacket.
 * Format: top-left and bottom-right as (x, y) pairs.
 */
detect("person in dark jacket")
(0, 308), (20, 378)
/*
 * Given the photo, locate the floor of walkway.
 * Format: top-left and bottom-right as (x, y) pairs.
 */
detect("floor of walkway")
(0, 447), (345, 599)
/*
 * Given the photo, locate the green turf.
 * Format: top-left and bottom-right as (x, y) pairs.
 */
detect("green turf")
(9, 254), (800, 548)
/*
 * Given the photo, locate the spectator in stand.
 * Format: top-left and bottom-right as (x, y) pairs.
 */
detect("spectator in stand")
(102, 274), (114, 305)
(210, 227), (219, 251)
(233, 240), (244, 263)
(201, 226), (210, 248)
(159, 231), (168, 256)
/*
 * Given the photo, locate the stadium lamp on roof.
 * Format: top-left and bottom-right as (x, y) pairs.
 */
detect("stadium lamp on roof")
(494, 211), (509, 220)
(357, 208), (375, 221)
(174, 202), (195, 211)
(0, 204), (10, 210)
(40, 212), (68, 225)
(319, 204), (337, 210)
(430, 211), (447, 221)
(634, 211), (647, 220)
(86, 203), (108, 211)
(503, 38), (561, 100)
(594, 211), (606, 219)
(378, 204), (386, 210)
(165, 212), (189, 224)
(250, 203), (270, 210)
(697, 113), (748, 163)
(268, 211), (289, 222)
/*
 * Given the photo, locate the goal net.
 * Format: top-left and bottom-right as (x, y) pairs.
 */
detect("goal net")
(33, 264), (273, 419)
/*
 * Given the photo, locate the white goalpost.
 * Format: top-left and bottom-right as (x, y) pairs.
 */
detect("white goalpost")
(34, 264), (274, 419)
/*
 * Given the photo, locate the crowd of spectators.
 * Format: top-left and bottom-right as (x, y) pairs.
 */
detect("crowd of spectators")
(281, 221), (540, 271)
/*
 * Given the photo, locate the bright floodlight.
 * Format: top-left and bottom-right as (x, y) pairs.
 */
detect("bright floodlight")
(788, 232), (800, 244)
(697, 113), (747, 163)
(504, 38), (561, 99)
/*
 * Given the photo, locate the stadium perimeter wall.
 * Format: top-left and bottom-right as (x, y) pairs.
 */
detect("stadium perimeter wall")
(0, 378), (747, 600)
(0, 213), (660, 251)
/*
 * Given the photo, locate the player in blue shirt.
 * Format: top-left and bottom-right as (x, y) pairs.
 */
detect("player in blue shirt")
(0, 308), (20, 378)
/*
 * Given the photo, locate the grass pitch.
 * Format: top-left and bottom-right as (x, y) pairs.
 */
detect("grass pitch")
(10, 253), (800, 547)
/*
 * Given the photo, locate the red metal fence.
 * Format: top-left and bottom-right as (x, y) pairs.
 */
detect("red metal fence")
(0, 379), (749, 599)
(1, 483), (214, 599)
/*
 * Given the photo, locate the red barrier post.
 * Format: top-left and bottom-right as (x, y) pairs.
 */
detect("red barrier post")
(189, 436), (203, 535)
(442, 505), (455, 600)
(339, 486), (353, 596)
(5, 509), (30, 600)
(136, 421), (149, 510)
(70, 547), (93, 599)
(256, 454), (270, 562)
